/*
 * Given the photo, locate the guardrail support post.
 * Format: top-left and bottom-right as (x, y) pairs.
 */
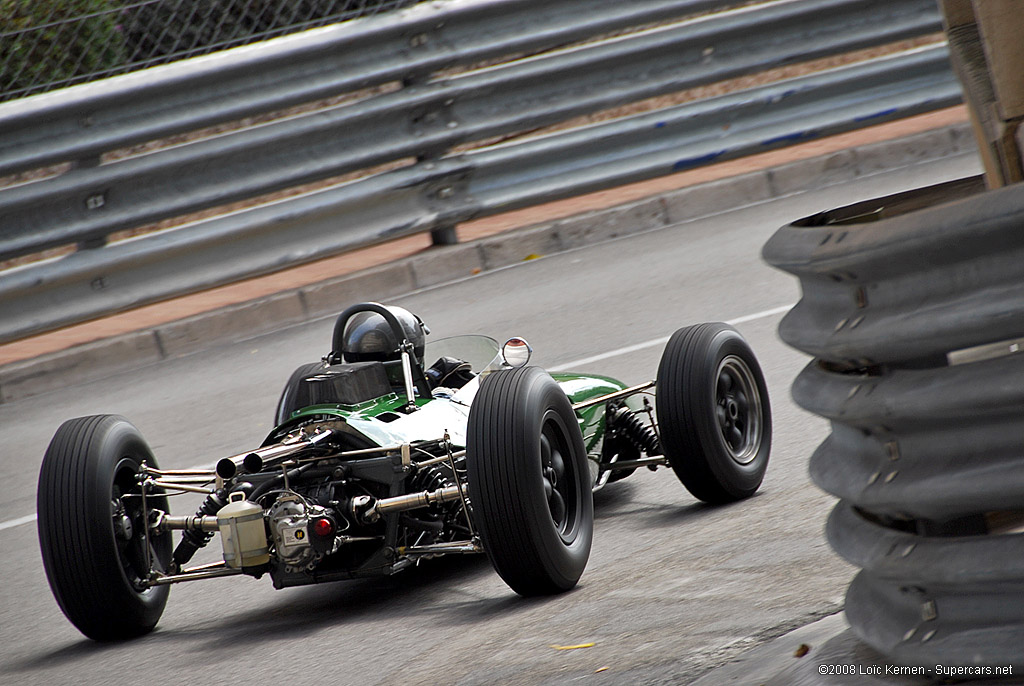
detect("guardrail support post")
(429, 226), (458, 246)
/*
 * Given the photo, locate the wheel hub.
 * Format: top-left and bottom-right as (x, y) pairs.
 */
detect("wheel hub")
(541, 426), (572, 536)
(115, 511), (134, 540)
(715, 355), (763, 465)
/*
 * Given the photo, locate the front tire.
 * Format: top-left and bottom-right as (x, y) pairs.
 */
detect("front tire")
(467, 367), (593, 596)
(37, 415), (172, 640)
(656, 323), (771, 503)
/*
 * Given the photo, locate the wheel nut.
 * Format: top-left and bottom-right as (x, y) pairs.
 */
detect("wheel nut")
(116, 514), (133, 539)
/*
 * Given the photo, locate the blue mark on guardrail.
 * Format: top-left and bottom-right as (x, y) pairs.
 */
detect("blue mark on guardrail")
(761, 130), (818, 146)
(673, 151), (725, 171)
(854, 107), (898, 122)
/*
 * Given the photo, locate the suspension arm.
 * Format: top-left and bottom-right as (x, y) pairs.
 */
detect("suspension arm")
(601, 456), (668, 471)
(571, 381), (655, 411)
(356, 484), (467, 522)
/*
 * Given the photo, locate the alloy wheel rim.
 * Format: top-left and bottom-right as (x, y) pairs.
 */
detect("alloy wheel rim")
(540, 417), (575, 540)
(714, 355), (762, 465)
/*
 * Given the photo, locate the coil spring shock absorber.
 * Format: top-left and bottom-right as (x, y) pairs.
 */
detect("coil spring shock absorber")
(169, 488), (228, 573)
(405, 462), (462, 537)
(610, 405), (661, 456)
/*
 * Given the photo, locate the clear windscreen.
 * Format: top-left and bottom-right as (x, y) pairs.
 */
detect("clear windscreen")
(422, 335), (502, 374)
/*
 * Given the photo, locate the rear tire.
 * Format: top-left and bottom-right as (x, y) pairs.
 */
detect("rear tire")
(656, 323), (771, 503)
(467, 367), (593, 595)
(37, 415), (172, 640)
(274, 362), (325, 425)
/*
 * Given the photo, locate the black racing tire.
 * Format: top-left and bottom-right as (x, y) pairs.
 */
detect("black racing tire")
(467, 366), (594, 596)
(37, 415), (173, 641)
(274, 361), (325, 426)
(656, 323), (771, 504)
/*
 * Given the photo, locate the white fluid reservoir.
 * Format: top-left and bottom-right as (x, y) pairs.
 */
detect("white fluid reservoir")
(217, 492), (270, 569)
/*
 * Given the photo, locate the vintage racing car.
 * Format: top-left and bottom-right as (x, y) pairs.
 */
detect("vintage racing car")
(37, 302), (771, 640)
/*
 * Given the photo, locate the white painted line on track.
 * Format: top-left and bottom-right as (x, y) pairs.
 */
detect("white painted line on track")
(0, 303), (793, 533)
(550, 303), (792, 372)
(0, 513), (37, 531)
(549, 337), (671, 372)
(726, 303), (792, 326)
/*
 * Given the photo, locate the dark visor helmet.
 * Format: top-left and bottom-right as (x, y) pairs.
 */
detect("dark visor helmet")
(341, 306), (427, 364)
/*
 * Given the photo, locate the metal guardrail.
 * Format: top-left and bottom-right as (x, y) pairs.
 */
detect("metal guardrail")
(0, 0), (951, 343)
(764, 177), (1024, 667)
(0, 0), (720, 178)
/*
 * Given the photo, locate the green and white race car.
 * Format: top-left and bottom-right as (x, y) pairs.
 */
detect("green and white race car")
(37, 302), (771, 640)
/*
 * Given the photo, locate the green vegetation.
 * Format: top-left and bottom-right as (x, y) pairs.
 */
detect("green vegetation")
(0, 0), (126, 99)
(0, 0), (410, 101)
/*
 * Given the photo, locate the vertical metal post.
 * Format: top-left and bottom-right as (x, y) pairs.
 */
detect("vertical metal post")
(429, 226), (458, 246)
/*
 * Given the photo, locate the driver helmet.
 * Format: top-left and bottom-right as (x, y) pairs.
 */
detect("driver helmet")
(341, 306), (428, 364)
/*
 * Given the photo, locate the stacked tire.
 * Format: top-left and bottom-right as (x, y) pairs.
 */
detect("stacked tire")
(763, 174), (1024, 665)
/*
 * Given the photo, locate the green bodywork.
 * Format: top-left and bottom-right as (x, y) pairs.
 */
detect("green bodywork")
(551, 372), (629, 460)
(280, 371), (636, 466)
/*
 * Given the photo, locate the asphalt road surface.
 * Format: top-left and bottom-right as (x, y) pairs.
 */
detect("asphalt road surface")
(0, 152), (978, 686)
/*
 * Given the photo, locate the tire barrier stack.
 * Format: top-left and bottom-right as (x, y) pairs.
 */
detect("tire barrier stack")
(762, 174), (1024, 667)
